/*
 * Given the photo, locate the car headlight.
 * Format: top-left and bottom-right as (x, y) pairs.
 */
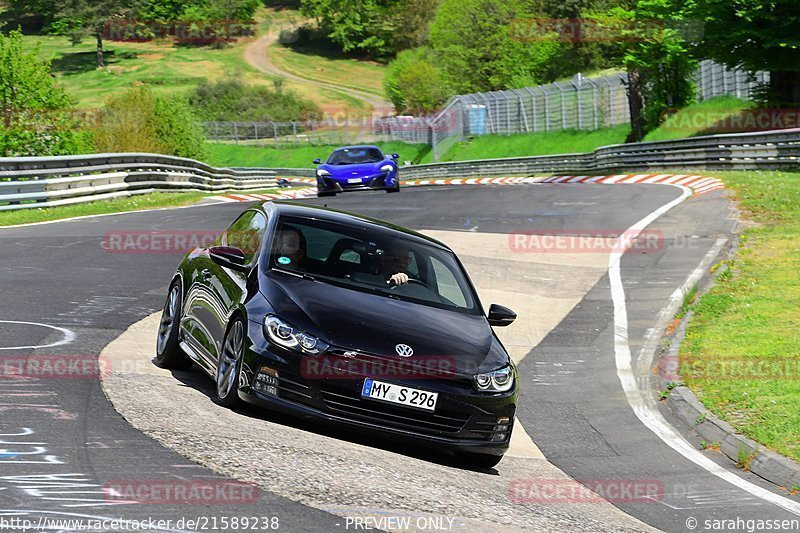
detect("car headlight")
(380, 164), (394, 173)
(316, 169), (331, 177)
(264, 315), (328, 355)
(474, 365), (514, 392)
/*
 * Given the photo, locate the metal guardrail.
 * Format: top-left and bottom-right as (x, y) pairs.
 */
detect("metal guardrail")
(0, 153), (277, 211)
(1, 129), (797, 210)
(234, 129), (800, 181)
(399, 128), (800, 179)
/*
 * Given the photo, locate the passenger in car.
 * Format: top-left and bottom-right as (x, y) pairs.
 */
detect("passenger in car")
(273, 226), (307, 269)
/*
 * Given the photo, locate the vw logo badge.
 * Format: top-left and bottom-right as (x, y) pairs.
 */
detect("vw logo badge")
(395, 344), (414, 357)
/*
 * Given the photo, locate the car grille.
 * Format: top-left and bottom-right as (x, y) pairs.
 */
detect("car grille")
(319, 384), (469, 435)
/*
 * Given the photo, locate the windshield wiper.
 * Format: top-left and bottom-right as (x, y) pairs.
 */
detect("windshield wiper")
(273, 268), (317, 282)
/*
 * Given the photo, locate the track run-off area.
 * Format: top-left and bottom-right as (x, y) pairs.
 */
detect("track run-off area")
(1, 181), (798, 532)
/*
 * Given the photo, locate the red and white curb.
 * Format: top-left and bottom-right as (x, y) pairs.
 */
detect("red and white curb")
(206, 187), (317, 204)
(212, 174), (725, 203)
(394, 174), (724, 196)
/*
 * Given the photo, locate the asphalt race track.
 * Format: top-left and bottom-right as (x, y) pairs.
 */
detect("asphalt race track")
(1, 184), (798, 532)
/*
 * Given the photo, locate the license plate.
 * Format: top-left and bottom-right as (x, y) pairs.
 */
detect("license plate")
(361, 378), (438, 411)
(347, 178), (362, 183)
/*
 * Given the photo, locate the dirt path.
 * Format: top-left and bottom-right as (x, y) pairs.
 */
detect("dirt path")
(244, 25), (393, 116)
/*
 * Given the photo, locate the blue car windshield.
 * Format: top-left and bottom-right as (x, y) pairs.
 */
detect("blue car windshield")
(327, 148), (384, 165)
(266, 215), (480, 315)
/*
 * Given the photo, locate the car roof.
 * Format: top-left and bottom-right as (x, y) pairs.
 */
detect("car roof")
(265, 201), (451, 251)
(330, 145), (382, 152)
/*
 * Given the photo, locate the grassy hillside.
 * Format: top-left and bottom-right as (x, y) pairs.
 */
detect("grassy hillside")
(17, 7), (371, 113)
(266, 8), (387, 99)
(439, 125), (631, 162)
(643, 96), (756, 142)
(26, 34), (257, 109)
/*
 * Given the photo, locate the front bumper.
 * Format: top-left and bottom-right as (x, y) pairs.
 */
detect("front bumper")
(317, 171), (398, 193)
(240, 325), (516, 456)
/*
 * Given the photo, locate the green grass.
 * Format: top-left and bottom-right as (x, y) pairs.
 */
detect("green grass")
(269, 39), (387, 99)
(438, 125), (631, 162)
(0, 187), (279, 226)
(679, 170), (800, 462)
(0, 192), (207, 226)
(434, 97), (753, 162)
(25, 34), (265, 110)
(644, 96), (755, 142)
(206, 141), (433, 168)
(17, 7), (370, 113)
(264, 7), (386, 99)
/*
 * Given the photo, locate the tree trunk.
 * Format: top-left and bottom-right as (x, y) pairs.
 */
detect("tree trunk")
(96, 32), (104, 68)
(768, 71), (800, 106)
(626, 67), (646, 143)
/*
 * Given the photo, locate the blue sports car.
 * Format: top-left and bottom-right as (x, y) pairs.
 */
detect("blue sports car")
(314, 145), (400, 197)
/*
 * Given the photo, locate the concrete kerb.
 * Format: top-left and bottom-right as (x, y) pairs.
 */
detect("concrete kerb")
(656, 243), (800, 495)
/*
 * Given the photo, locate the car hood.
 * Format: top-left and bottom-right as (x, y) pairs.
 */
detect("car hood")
(319, 161), (390, 177)
(260, 271), (508, 374)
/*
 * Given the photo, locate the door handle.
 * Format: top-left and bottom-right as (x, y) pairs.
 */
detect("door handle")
(201, 269), (212, 280)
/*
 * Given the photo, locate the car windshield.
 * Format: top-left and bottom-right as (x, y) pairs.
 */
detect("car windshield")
(327, 148), (384, 165)
(266, 215), (479, 314)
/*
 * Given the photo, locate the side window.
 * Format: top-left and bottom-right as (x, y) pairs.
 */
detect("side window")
(225, 211), (267, 265)
(431, 257), (467, 307)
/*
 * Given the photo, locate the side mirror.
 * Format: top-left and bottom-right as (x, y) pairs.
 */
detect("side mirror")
(313, 158), (321, 164)
(209, 246), (248, 272)
(391, 153), (399, 159)
(487, 304), (516, 327)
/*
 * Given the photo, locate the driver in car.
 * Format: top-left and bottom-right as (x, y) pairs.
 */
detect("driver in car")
(380, 242), (414, 285)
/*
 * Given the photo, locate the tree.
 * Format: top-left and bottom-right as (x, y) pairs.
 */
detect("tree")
(597, 0), (696, 141)
(49, 0), (142, 68)
(689, 0), (800, 106)
(0, 29), (91, 156)
(388, 0), (441, 52)
(0, 29), (71, 128)
(384, 48), (449, 113)
(300, 0), (394, 59)
(429, 0), (564, 93)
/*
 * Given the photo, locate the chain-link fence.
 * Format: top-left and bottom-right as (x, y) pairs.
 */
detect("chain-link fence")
(205, 61), (768, 161)
(694, 60), (769, 101)
(203, 116), (432, 146)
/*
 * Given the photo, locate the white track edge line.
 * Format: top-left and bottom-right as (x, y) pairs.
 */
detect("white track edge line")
(609, 185), (800, 516)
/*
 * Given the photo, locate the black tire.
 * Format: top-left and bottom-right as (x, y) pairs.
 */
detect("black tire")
(155, 280), (192, 370)
(456, 452), (504, 469)
(386, 186), (400, 193)
(215, 318), (246, 408)
(318, 190), (336, 197)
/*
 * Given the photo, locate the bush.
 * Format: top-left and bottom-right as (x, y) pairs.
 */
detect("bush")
(384, 48), (449, 114)
(189, 78), (322, 122)
(93, 87), (207, 160)
(0, 128), (94, 157)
